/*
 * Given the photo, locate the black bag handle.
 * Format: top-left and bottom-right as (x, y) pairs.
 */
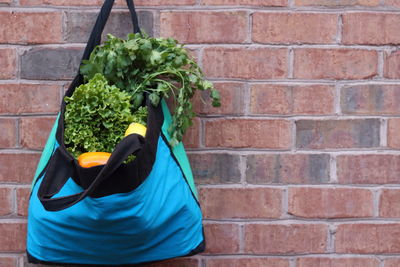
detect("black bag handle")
(81, 0), (141, 64)
(39, 134), (145, 211)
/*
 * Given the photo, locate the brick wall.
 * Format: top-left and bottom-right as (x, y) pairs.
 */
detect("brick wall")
(1, 0), (400, 266)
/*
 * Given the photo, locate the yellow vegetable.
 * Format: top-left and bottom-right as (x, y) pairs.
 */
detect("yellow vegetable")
(125, 123), (147, 137)
(78, 152), (111, 168)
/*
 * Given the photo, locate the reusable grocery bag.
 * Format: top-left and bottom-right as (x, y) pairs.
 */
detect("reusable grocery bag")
(26, 0), (205, 265)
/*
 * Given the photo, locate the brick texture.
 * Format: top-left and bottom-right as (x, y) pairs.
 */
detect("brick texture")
(20, 0), (196, 5)
(201, 0), (287, 6)
(294, 49), (378, 79)
(336, 224), (400, 253)
(0, 153), (40, 183)
(384, 258), (400, 267)
(205, 119), (291, 148)
(160, 12), (247, 44)
(19, 116), (56, 149)
(207, 258), (290, 267)
(250, 84), (335, 115)
(0, 118), (17, 148)
(296, 119), (380, 149)
(203, 47), (288, 79)
(388, 119), (400, 149)
(288, 187), (374, 218)
(295, 0), (379, 6)
(253, 13), (337, 44)
(246, 154), (330, 184)
(0, 223), (27, 252)
(0, 188), (12, 216)
(16, 188), (30, 217)
(204, 223), (240, 254)
(384, 50), (400, 79)
(0, 257), (17, 267)
(244, 224), (327, 254)
(0, 48), (16, 79)
(297, 258), (379, 267)
(182, 117), (200, 148)
(379, 189), (400, 218)
(200, 187), (282, 219)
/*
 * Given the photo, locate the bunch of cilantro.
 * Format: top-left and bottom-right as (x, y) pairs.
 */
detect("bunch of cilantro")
(80, 33), (220, 146)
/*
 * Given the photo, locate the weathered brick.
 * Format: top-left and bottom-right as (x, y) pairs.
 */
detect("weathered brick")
(160, 12), (247, 44)
(296, 119), (380, 149)
(0, 188), (12, 216)
(0, 0), (12, 4)
(336, 224), (400, 253)
(343, 13), (400, 45)
(65, 11), (153, 43)
(203, 47), (288, 79)
(182, 117), (200, 148)
(246, 154), (330, 184)
(341, 85), (400, 115)
(385, 0), (400, 7)
(379, 189), (400, 217)
(200, 188), (282, 219)
(288, 187), (373, 218)
(204, 223), (240, 254)
(0, 257), (17, 267)
(0, 84), (60, 114)
(0, 118), (17, 148)
(0, 223), (27, 252)
(131, 258), (199, 267)
(253, 13), (337, 44)
(21, 48), (83, 80)
(384, 258), (400, 267)
(244, 224), (327, 254)
(0, 153), (40, 183)
(250, 84), (334, 115)
(207, 258), (290, 267)
(201, 0), (287, 6)
(337, 155), (400, 184)
(20, 0), (196, 5)
(294, 49), (378, 79)
(297, 258), (379, 267)
(205, 119), (291, 149)
(193, 83), (245, 115)
(20, 117), (56, 150)
(0, 48), (16, 79)
(384, 50), (400, 79)
(295, 0), (379, 6)
(0, 12), (62, 44)
(188, 153), (241, 184)
(388, 119), (400, 149)
(16, 188), (30, 217)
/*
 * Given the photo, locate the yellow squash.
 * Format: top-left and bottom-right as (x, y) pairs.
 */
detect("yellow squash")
(125, 123), (147, 137)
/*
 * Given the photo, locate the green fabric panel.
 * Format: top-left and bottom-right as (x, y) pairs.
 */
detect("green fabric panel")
(161, 100), (198, 200)
(31, 114), (60, 189)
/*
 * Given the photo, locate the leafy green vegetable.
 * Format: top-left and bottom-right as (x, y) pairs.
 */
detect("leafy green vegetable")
(64, 73), (147, 158)
(80, 33), (220, 146)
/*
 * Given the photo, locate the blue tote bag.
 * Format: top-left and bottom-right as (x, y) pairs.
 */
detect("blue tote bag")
(26, 0), (205, 265)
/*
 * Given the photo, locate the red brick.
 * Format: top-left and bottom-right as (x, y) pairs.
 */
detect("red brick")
(388, 119), (400, 149)
(0, 152), (40, 183)
(295, 0), (379, 6)
(0, 188), (12, 216)
(0, 84), (60, 114)
(385, 0), (400, 7)
(17, 188), (30, 217)
(288, 187), (373, 218)
(20, 0), (195, 6)
(341, 85), (400, 115)
(384, 258), (400, 267)
(203, 47), (287, 79)
(182, 117), (200, 148)
(193, 83), (245, 115)
(244, 224), (327, 254)
(0, 12), (62, 44)
(384, 50), (400, 79)
(296, 119), (380, 149)
(297, 258), (379, 267)
(0, 0), (12, 4)
(144, 258), (199, 267)
(200, 188), (282, 219)
(246, 154), (330, 184)
(207, 258), (290, 267)
(205, 119), (291, 149)
(253, 13), (337, 44)
(0, 223), (27, 252)
(0, 257), (17, 267)
(336, 223), (400, 253)
(337, 155), (400, 184)
(204, 223), (240, 254)
(343, 13), (400, 45)
(20, 117), (56, 150)
(294, 49), (378, 79)
(250, 84), (334, 115)
(0, 118), (17, 148)
(379, 189), (400, 218)
(202, 0), (287, 6)
(0, 48), (16, 79)
(160, 12), (247, 44)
